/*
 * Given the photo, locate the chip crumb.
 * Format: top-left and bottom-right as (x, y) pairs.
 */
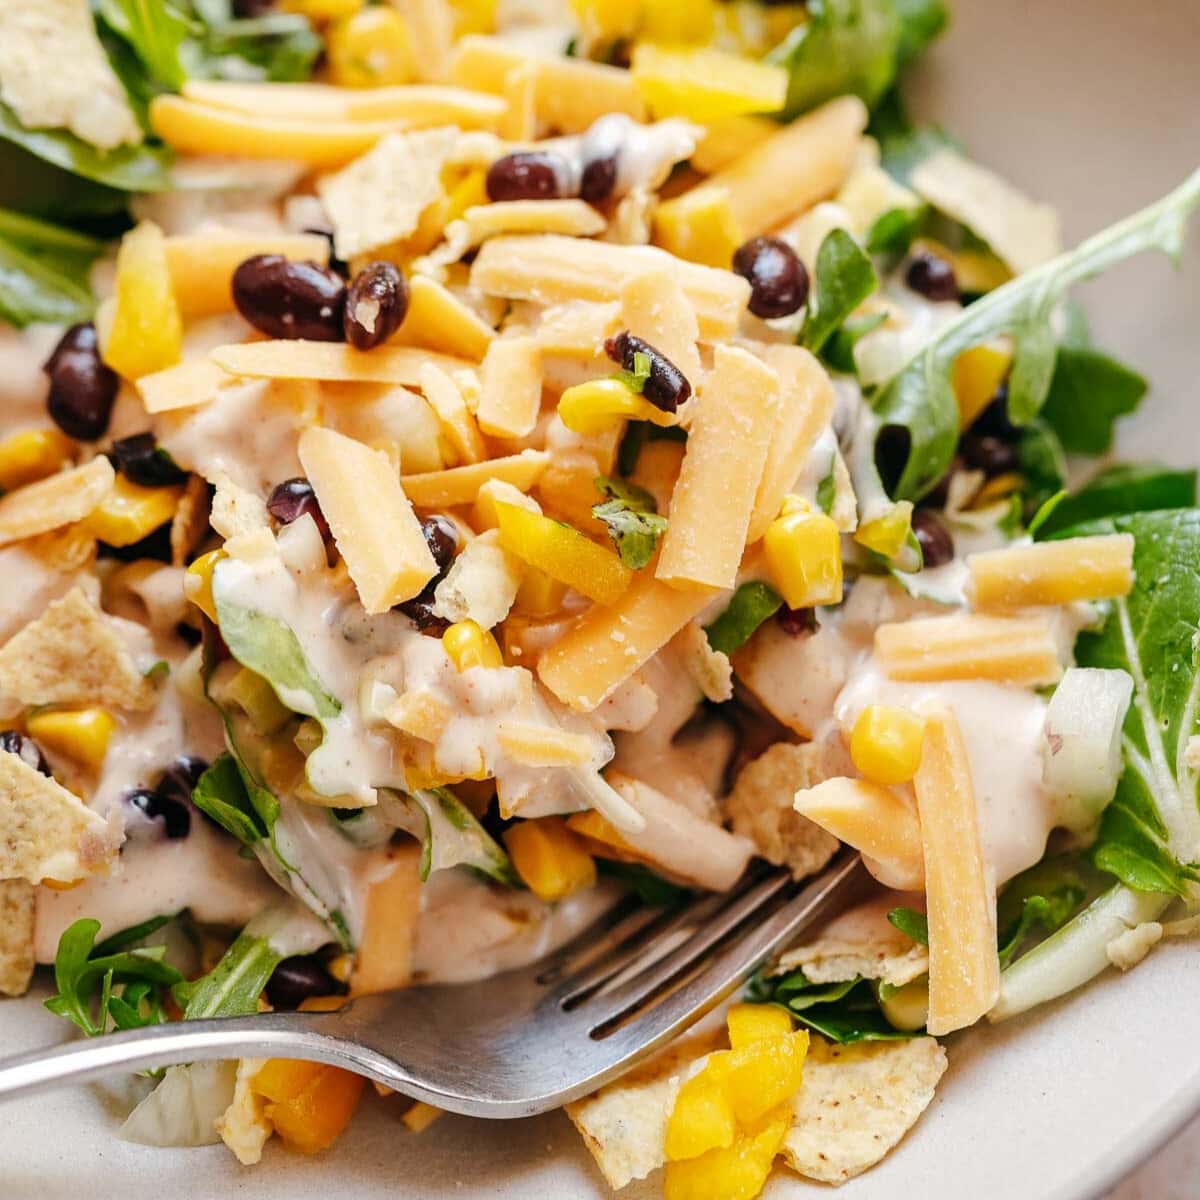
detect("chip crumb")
(209, 472), (269, 541)
(217, 1058), (274, 1166)
(0, 587), (157, 712)
(725, 742), (840, 880)
(0, 878), (35, 997)
(171, 474), (212, 567)
(1106, 921), (1164, 971)
(432, 530), (522, 630)
(676, 621), (733, 704)
(0, 456), (114, 548)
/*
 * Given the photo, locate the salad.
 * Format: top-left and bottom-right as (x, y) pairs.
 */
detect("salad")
(0, 0), (1197, 1195)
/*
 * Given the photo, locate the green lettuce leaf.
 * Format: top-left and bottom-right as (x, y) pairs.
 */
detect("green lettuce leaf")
(885, 906), (928, 945)
(1034, 464), (1197, 540)
(800, 228), (878, 354)
(97, 0), (190, 92)
(747, 970), (918, 1043)
(1039, 346), (1148, 456)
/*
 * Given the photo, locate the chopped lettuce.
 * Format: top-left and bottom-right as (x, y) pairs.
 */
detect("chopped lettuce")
(747, 969), (919, 1043)
(1039, 345), (1148, 456)
(1034, 464), (1197, 540)
(800, 228), (879, 354)
(704, 581), (784, 656)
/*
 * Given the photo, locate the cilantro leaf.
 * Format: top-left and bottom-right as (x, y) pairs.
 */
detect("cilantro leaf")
(592, 477), (667, 570)
(1034, 464), (1197, 540)
(1039, 345), (1148, 455)
(704, 582), (784, 656)
(800, 229), (878, 354)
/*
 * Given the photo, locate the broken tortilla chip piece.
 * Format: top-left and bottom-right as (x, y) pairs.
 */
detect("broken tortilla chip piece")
(0, 456), (114, 547)
(0, 878), (35, 996)
(781, 1035), (947, 1184)
(0, 587), (156, 712)
(171, 474), (212, 566)
(217, 1057), (274, 1166)
(0, 748), (115, 884)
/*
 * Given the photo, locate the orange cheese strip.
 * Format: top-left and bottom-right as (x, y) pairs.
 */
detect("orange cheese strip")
(705, 95), (868, 236)
(656, 345), (779, 591)
(210, 340), (472, 385)
(619, 267), (702, 388)
(967, 534), (1135, 610)
(914, 708), (999, 1035)
(476, 336), (543, 440)
(396, 275), (495, 362)
(350, 845), (422, 996)
(417, 362), (487, 464)
(401, 451), (549, 508)
(538, 574), (716, 711)
(137, 358), (233, 415)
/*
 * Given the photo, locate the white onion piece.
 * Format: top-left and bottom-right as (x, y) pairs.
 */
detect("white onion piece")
(1042, 667), (1134, 832)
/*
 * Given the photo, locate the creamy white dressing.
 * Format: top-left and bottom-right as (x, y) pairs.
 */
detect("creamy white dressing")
(0, 323), (59, 424)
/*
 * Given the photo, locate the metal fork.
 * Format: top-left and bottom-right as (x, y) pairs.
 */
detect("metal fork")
(0, 855), (867, 1117)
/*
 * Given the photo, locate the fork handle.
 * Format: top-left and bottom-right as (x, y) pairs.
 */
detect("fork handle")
(0, 1010), (392, 1103)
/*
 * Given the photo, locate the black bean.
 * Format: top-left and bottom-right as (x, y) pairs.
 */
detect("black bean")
(175, 621), (202, 647)
(266, 956), (340, 1010)
(155, 755), (209, 808)
(302, 227), (349, 278)
(109, 432), (188, 487)
(580, 152), (619, 204)
(267, 477), (331, 541)
(604, 331), (691, 413)
(486, 151), (572, 202)
(125, 787), (191, 839)
(732, 236), (810, 319)
(97, 523), (173, 564)
(961, 434), (1020, 477)
(905, 250), (960, 303)
(232, 255), (346, 342)
(776, 606), (817, 637)
(0, 731), (50, 775)
(420, 514), (459, 574)
(912, 509), (955, 568)
(970, 382), (1019, 440)
(343, 261), (409, 351)
(44, 323), (118, 441)
(232, 0), (272, 14)
(396, 594), (449, 636)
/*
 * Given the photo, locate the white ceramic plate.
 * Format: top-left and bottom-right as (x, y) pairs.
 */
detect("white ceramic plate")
(2, 2), (1198, 1197)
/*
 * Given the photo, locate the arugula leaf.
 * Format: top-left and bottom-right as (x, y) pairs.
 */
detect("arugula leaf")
(800, 229), (878, 354)
(1035, 464), (1197, 540)
(996, 859), (1089, 969)
(821, 311), (888, 375)
(191, 13), (322, 83)
(1039, 345), (1148, 455)
(886, 906), (929, 945)
(98, 0), (190, 91)
(873, 169), (1200, 500)
(192, 752), (267, 845)
(767, 0), (903, 119)
(1018, 419), (1067, 512)
(866, 204), (927, 256)
(704, 581), (783, 656)
(748, 971), (918, 1043)
(894, 0), (949, 67)
(388, 788), (520, 887)
(592, 477), (667, 570)
(597, 859), (692, 907)
(174, 930), (284, 1019)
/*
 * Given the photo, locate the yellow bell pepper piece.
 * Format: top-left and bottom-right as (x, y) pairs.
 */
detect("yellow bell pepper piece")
(570, 0), (642, 40)
(252, 1059), (364, 1155)
(640, 0), (716, 43)
(185, 549), (224, 623)
(854, 500), (914, 561)
(723, 1028), (809, 1126)
(83, 475), (183, 547)
(0, 429), (73, 493)
(850, 704), (926, 786)
(442, 619), (504, 671)
(103, 221), (182, 381)
(663, 1105), (792, 1200)
(495, 501), (632, 606)
(280, 0), (362, 20)
(557, 378), (677, 438)
(513, 566), (568, 618)
(630, 44), (788, 121)
(762, 496), (843, 609)
(952, 343), (1011, 430)
(725, 1003), (793, 1050)
(327, 7), (416, 88)
(503, 817), (597, 902)
(26, 708), (116, 774)
(448, 0), (498, 36)
(665, 1054), (737, 1161)
(652, 185), (743, 269)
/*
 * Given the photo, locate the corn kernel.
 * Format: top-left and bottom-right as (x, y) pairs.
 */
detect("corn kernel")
(726, 1003), (793, 1050)
(557, 378), (678, 438)
(630, 44), (788, 122)
(26, 708), (116, 773)
(327, 8), (416, 88)
(762, 497), (842, 609)
(495, 501), (632, 606)
(83, 475), (183, 548)
(103, 221), (182, 380)
(280, 0), (362, 20)
(850, 704), (926, 785)
(0, 429), (73, 492)
(443, 619), (504, 671)
(640, 0), (716, 43)
(652, 185), (744, 269)
(665, 1054), (737, 1161)
(185, 550), (224, 623)
(952, 343), (1011, 430)
(513, 565), (568, 617)
(663, 1105), (792, 1200)
(42, 877), (84, 892)
(503, 817), (597, 902)
(854, 501), (913, 560)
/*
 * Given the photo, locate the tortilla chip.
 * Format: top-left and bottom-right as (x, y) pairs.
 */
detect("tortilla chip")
(22, 524), (98, 572)
(565, 1030), (722, 1190)
(781, 1035), (947, 1184)
(171, 474), (212, 566)
(0, 456), (114, 547)
(217, 1058), (274, 1166)
(771, 895), (929, 988)
(0, 748), (115, 884)
(0, 587), (156, 712)
(209, 471), (268, 541)
(676, 621), (733, 704)
(725, 742), (840, 880)
(0, 878), (35, 996)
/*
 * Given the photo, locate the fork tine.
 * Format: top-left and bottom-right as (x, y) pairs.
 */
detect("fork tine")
(535, 897), (666, 986)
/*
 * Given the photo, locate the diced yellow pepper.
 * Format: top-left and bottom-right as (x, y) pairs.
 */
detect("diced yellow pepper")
(442, 166), (489, 225)
(665, 1053), (737, 1161)
(726, 1003), (793, 1050)
(850, 704), (926, 785)
(723, 1031), (808, 1126)
(26, 708), (116, 774)
(103, 221), (182, 381)
(223, 667), (293, 736)
(640, 0), (716, 43)
(503, 817), (597, 902)
(252, 1059), (364, 1155)
(854, 501), (914, 560)
(83, 475), (183, 547)
(652, 185), (744, 269)
(663, 1105), (792, 1200)
(448, 0), (498, 36)
(630, 44), (788, 122)
(401, 1100), (445, 1132)
(557, 378), (678, 438)
(279, 0), (362, 20)
(513, 565), (568, 617)
(495, 501), (632, 606)
(185, 549), (223, 623)
(952, 343), (1011, 430)
(442, 619), (504, 671)
(564, 808), (638, 858)
(327, 7), (416, 88)
(762, 496), (842, 609)
(570, 0), (642, 39)
(0, 429), (73, 492)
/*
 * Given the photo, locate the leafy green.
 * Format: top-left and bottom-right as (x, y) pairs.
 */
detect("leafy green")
(821, 311), (888, 375)
(866, 205), (926, 256)
(704, 581), (783, 656)
(592, 477), (668, 570)
(1039, 346), (1148, 455)
(996, 859), (1089, 969)
(869, 90), (959, 184)
(1035, 464), (1196, 540)
(1057, 510), (1200, 895)
(45, 917), (183, 1037)
(1018, 419), (1067, 513)
(894, 0), (949, 66)
(98, 0), (190, 92)
(173, 930), (284, 1019)
(191, 752), (269, 845)
(800, 229), (878, 355)
(886, 906), (928, 945)
(0, 207), (105, 326)
(872, 169), (1200, 500)
(597, 859), (692, 907)
(192, 13), (323, 83)
(747, 970), (918, 1043)
(394, 788), (520, 887)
